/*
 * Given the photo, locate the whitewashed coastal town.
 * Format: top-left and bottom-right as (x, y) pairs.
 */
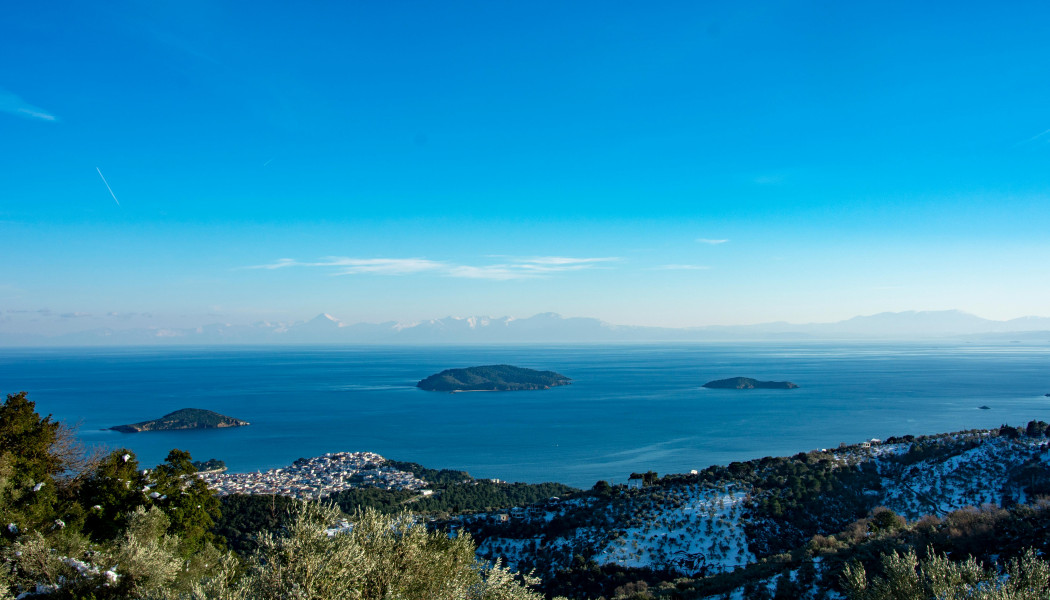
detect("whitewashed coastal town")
(197, 451), (430, 499)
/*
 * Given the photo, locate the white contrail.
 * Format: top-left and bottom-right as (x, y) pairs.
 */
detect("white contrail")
(96, 167), (120, 206)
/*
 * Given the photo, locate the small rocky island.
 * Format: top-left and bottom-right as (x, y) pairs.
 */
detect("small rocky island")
(417, 364), (571, 392)
(110, 408), (250, 433)
(702, 377), (799, 390)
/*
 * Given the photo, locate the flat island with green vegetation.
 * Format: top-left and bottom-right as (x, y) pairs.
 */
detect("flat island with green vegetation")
(417, 364), (571, 392)
(109, 408), (250, 433)
(702, 376), (799, 389)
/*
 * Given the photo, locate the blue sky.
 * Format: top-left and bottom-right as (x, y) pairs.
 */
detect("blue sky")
(3, 1), (1050, 332)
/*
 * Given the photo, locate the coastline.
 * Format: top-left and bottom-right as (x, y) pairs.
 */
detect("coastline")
(7, 342), (1049, 489)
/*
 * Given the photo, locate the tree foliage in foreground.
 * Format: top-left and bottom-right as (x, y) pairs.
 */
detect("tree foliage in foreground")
(8, 505), (233, 600)
(843, 547), (1050, 600)
(0, 392), (66, 535)
(0, 391), (556, 599)
(239, 503), (559, 600)
(213, 493), (299, 554)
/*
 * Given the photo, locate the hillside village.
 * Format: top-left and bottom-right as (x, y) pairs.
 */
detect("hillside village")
(198, 451), (428, 499)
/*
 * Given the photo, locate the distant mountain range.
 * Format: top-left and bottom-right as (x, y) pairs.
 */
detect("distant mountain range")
(2, 310), (1050, 346)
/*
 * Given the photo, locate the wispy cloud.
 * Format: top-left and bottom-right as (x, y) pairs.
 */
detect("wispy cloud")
(696, 238), (729, 245)
(657, 264), (710, 270)
(248, 255), (617, 280)
(250, 257), (447, 275)
(499, 256), (617, 276)
(252, 258), (300, 270)
(327, 258), (447, 275)
(515, 256), (616, 266)
(0, 90), (57, 121)
(447, 265), (522, 280)
(1018, 127), (1050, 146)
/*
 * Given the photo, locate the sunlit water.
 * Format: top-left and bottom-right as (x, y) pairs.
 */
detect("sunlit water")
(1, 343), (1047, 488)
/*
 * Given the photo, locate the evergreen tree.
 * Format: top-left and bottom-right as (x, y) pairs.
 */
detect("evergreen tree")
(0, 392), (63, 538)
(149, 448), (223, 556)
(77, 448), (148, 541)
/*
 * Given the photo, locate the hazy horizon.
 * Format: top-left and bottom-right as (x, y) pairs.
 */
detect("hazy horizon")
(4, 3), (1050, 333)
(5, 308), (1050, 346)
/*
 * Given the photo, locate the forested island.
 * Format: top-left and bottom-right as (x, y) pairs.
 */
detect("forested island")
(417, 364), (571, 392)
(110, 408), (250, 433)
(702, 376), (799, 389)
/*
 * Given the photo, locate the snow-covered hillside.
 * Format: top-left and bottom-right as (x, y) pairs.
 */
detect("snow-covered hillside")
(874, 434), (1048, 518)
(594, 486), (752, 575)
(472, 484), (753, 577)
(460, 426), (1050, 581)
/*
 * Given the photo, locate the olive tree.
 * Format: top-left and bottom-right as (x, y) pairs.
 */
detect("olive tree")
(237, 503), (556, 600)
(843, 548), (1050, 600)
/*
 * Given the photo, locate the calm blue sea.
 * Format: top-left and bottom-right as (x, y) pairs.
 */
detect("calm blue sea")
(1, 343), (1048, 489)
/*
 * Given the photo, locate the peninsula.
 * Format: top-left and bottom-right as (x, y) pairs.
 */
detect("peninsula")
(702, 377), (799, 389)
(417, 364), (571, 392)
(110, 408), (250, 433)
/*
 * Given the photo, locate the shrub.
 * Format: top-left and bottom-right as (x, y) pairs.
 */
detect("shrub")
(237, 502), (555, 600)
(842, 547), (1050, 600)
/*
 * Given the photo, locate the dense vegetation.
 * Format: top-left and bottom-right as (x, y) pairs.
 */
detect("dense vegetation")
(330, 476), (577, 517)
(525, 423), (1050, 599)
(384, 459), (472, 485)
(528, 491), (1050, 599)
(212, 493), (299, 554)
(843, 547), (1050, 600)
(0, 392), (549, 599)
(417, 364), (572, 391)
(674, 501), (1050, 600)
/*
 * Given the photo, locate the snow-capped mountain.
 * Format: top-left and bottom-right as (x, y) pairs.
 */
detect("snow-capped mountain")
(2, 310), (1049, 346)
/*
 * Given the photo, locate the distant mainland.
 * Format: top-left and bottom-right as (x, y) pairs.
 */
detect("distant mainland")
(110, 408), (249, 433)
(417, 365), (571, 392)
(702, 377), (799, 389)
(7, 309), (1050, 347)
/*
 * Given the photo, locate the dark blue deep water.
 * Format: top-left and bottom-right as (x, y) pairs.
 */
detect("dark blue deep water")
(1, 343), (1048, 488)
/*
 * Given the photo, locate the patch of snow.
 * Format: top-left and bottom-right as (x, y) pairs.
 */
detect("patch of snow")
(593, 485), (753, 575)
